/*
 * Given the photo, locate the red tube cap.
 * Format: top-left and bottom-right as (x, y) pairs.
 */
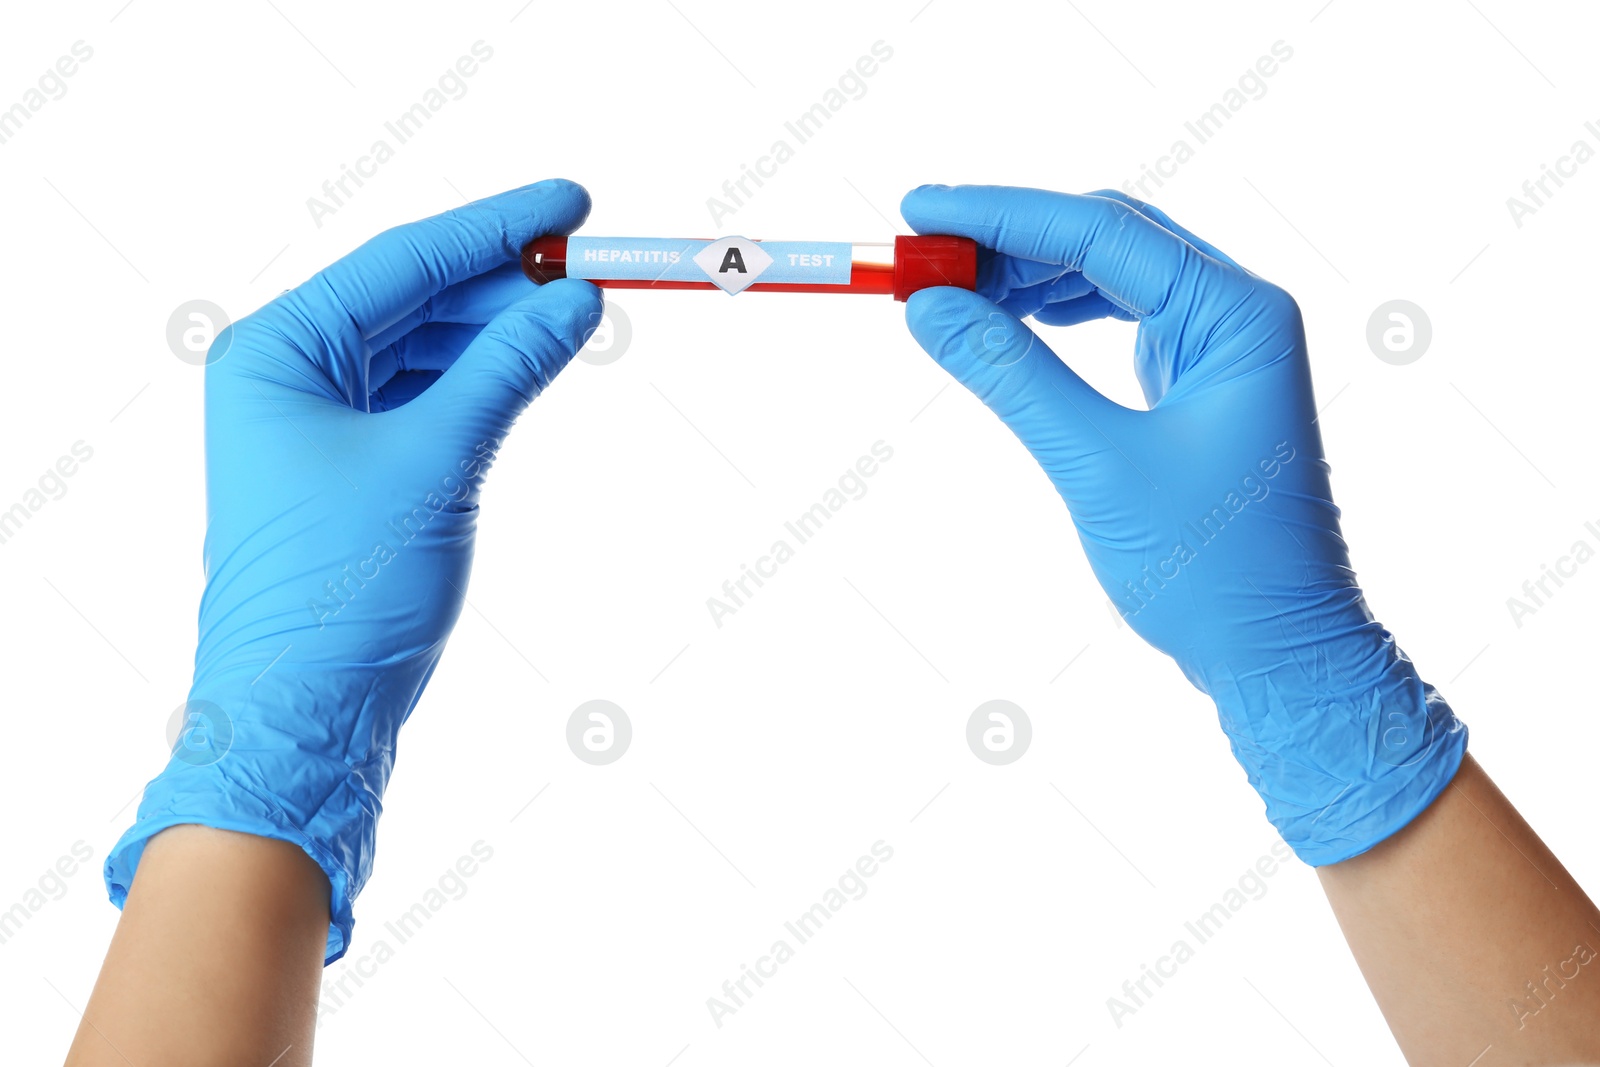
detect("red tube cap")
(893, 235), (978, 301)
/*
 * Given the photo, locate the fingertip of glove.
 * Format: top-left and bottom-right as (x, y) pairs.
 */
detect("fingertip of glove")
(527, 176), (588, 200)
(522, 178), (593, 232)
(900, 184), (956, 229)
(904, 286), (998, 361)
(535, 275), (602, 302)
(905, 284), (984, 329)
(512, 279), (604, 354)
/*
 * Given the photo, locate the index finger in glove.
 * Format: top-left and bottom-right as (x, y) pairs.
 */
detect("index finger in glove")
(900, 184), (1245, 319)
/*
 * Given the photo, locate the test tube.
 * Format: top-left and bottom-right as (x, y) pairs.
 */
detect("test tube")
(521, 234), (976, 300)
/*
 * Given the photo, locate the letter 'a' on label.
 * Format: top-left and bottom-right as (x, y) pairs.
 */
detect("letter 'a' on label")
(565, 236), (854, 294)
(693, 237), (773, 294)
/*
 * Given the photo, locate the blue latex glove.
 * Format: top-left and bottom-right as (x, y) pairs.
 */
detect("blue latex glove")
(106, 180), (603, 961)
(901, 185), (1466, 865)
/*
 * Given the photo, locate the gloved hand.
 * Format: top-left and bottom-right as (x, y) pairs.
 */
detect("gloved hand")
(106, 180), (603, 961)
(900, 184), (1466, 865)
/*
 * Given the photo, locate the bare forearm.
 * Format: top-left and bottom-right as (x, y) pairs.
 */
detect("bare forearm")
(1318, 753), (1600, 1065)
(65, 826), (329, 1067)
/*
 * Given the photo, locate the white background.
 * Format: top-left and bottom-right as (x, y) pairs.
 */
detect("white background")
(2, 1), (1597, 1063)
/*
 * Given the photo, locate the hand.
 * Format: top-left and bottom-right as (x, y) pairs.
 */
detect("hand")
(900, 184), (1466, 864)
(105, 180), (603, 961)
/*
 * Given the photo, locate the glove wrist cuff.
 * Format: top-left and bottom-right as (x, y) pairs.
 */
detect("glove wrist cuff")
(1210, 644), (1469, 866)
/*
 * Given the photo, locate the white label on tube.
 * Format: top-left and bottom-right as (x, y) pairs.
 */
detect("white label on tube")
(566, 236), (852, 293)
